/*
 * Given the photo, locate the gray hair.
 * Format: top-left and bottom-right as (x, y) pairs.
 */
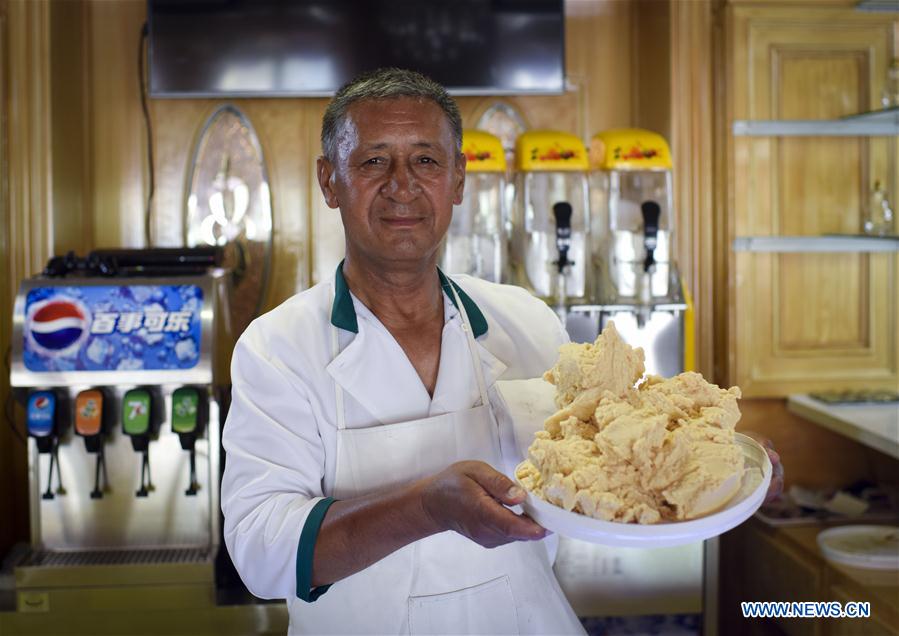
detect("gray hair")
(321, 67), (463, 162)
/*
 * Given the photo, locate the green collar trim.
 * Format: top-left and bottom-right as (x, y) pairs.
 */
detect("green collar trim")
(437, 269), (489, 338)
(331, 261), (359, 333)
(331, 261), (488, 338)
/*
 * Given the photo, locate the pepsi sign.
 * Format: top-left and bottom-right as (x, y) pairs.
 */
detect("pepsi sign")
(23, 285), (203, 373)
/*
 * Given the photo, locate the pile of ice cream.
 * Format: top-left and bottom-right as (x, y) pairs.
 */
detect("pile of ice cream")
(515, 322), (745, 524)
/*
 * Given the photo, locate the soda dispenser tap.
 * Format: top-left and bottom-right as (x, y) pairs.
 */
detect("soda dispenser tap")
(74, 389), (108, 499)
(26, 391), (66, 500)
(553, 201), (574, 273)
(171, 387), (206, 496)
(122, 388), (156, 497)
(638, 200), (662, 326)
(640, 200), (661, 274)
(552, 201), (574, 321)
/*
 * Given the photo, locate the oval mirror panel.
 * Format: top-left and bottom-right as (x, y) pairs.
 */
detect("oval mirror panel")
(185, 105), (272, 337)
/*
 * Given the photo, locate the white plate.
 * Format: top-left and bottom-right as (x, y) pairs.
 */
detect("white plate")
(515, 433), (772, 547)
(817, 525), (899, 571)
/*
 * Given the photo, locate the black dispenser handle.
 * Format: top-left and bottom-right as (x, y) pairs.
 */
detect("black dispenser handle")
(641, 201), (661, 272)
(552, 202), (574, 273)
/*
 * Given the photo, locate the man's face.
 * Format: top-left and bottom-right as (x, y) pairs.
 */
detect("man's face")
(317, 97), (465, 267)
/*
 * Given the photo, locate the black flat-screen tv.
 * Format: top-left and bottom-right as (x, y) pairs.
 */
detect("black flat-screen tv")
(148, 0), (565, 97)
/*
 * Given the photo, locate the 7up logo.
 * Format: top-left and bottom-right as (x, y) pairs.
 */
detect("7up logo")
(127, 400), (147, 420)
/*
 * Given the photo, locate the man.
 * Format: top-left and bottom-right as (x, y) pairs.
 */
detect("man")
(221, 68), (784, 635)
(221, 68), (585, 634)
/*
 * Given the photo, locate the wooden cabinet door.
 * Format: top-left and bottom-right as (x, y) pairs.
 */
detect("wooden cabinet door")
(742, 525), (825, 636)
(729, 7), (899, 396)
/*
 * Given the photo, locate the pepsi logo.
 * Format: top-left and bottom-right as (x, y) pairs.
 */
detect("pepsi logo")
(26, 297), (92, 357)
(34, 396), (49, 409)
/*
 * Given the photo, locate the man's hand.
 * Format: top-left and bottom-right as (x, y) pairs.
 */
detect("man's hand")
(419, 461), (548, 548)
(742, 432), (785, 503)
(760, 439), (785, 503)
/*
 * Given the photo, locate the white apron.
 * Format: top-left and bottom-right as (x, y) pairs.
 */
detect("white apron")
(287, 282), (584, 635)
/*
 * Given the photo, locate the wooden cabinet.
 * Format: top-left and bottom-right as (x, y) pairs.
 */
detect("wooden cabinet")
(830, 584), (896, 636)
(741, 525), (825, 636)
(727, 6), (899, 396)
(721, 520), (899, 636)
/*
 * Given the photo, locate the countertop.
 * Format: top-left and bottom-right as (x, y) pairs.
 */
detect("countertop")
(787, 394), (899, 460)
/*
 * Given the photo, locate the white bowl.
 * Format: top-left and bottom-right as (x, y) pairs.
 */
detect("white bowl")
(516, 432), (772, 548)
(817, 525), (899, 570)
(817, 525), (899, 586)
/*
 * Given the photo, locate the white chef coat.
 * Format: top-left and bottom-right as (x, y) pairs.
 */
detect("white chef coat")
(220, 266), (568, 604)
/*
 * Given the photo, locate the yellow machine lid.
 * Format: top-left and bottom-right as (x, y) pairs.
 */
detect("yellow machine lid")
(515, 130), (588, 172)
(462, 130), (506, 173)
(590, 128), (672, 170)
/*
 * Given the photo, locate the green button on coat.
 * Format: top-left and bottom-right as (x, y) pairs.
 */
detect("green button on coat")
(171, 388), (199, 434)
(122, 389), (151, 436)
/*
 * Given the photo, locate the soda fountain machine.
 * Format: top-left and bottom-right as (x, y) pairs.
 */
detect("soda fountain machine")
(439, 129), (509, 282)
(8, 248), (243, 624)
(509, 131), (591, 322)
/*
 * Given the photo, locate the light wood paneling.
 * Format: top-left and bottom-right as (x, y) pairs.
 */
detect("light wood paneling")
(50, 0), (91, 257)
(0, 0), (15, 560)
(729, 7), (899, 396)
(560, 0), (634, 135)
(632, 0), (672, 143)
(670, 0), (718, 379)
(87, 0), (146, 249)
(2, 0), (55, 556)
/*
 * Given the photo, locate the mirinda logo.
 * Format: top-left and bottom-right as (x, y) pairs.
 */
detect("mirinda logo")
(26, 296), (92, 357)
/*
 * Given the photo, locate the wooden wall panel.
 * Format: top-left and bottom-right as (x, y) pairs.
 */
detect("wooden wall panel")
(0, 0), (15, 561)
(87, 0), (147, 249)
(670, 0), (718, 379)
(729, 7), (899, 396)
(49, 0), (91, 257)
(2, 0), (54, 556)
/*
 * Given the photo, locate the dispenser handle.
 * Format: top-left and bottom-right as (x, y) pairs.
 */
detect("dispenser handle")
(641, 201), (661, 272)
(552, 201), (574, 273)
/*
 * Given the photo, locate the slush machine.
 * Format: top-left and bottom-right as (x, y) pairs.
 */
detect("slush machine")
(580, 128), (691, 377)
(509, 131), (591, 319)
(440, 129), (508, 282)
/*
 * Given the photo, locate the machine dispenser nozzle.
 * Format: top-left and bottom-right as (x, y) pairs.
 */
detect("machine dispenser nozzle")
(552, 201), (574, 273)
(640, 201), (661, 273)
(171, 387), (206, 496)
(122, 388), (155, 497)
(27, 390), (66, 500)
(75, 389), (108, 499)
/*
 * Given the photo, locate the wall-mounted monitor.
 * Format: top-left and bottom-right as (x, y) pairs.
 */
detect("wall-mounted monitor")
(148, 0), (566, 97)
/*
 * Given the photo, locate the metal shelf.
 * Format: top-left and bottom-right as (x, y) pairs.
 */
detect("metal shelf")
(733, 107), (899, 136)
(733, 235), (899, 253)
